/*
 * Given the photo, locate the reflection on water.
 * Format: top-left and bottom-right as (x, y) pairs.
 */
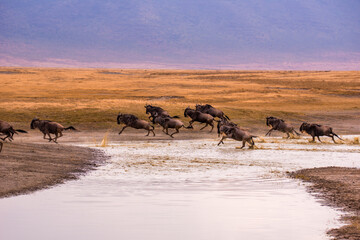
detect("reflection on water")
(1, 137), (359, 240)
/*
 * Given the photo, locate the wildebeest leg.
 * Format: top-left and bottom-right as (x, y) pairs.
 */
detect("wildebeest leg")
(200, 123), (208, 130)
(330, 135), (337, 144)
(43, 132), (52, 141)
(317, 136), (322, 143)
(240, 140), (246, 149)
(47, 133), (53, 142)
(248, 138), (255, 149)
(119, 126), (128, 135)
(0, 142), (2, 152)
(310, 135), (316, 142)
(293, 130), (301, 136)
(187, 120), (194, 129)
(286, 132), (290, 139)
(265, 128), (273, 136)
(217, 136), (227, 146)
(209, 122), (214, 132)
(170, 128), (180, 138)
(1, 135), (10, 142)
(53, 133), (59, 143)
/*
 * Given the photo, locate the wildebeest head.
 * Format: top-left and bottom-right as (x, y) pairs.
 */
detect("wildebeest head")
(266, 116), (275, 126)
(30, 118), (40, 129)
(195, 104), (203, 111)
(145, 105), (152, 114)
(299, 122), (310, 132)
(117, 113), (123, 125)
(184, 107), (192, 117)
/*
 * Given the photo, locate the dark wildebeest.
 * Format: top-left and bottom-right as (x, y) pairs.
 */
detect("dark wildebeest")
(217, 126), (257, 149)
(184, 107), (215, 132)
(265, 116), (300, 138)
(30, 118), (76, 143)
(299, 122), (343, 143)
(144, 105), (179, 121)
(0, 120), (27, 142)
(117, 113), (155, 136)
(153, 115), (185, 138)
(217, 118), (238, 137)
(196, 104), (230, 120)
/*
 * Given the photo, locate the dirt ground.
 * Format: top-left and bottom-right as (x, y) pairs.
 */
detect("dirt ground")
(290, 167), (360, 240)
(0, 140), (106, 198)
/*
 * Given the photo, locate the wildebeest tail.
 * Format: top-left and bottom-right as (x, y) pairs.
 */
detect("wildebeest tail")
(224, 114), (230, 121)
(331, 129), (343, 141)
(172, 115), (180, 119)
(15, 129), (28, 133)
(64, 126), (77, 131)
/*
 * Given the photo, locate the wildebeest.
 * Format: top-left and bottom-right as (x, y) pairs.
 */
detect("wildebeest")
(153, 115), (185, 138)
(196, 104), (230, 120)
(184, 107), (215, 132)
(265, 116), (300, 138)
(218, 126), (257, 149)
(299, 122), (343, 143)
(144, 105), (179, 121)
(30, 118), (77, 143)
(117, 113), (155, 136)
(0, 120), (27, 142)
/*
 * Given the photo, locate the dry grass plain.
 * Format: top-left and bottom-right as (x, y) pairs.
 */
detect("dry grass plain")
(0, 67), (359, 133)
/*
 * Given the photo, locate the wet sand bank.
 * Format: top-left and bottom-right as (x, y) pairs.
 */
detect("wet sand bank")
(0, 142), (106, 198)
(290, 167), (360, 240)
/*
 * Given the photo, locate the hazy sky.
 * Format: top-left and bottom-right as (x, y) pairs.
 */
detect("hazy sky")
(1, 0), (359, 69)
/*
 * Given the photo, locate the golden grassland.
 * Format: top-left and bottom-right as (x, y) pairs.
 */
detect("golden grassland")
(1, 67), (359, 132)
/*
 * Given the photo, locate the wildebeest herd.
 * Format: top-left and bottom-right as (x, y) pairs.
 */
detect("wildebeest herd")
(0, 104), (345, 153)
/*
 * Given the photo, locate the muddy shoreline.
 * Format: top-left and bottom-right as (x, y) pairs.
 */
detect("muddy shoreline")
(290, 167), (360, 240)
(0, 142), (107, 198)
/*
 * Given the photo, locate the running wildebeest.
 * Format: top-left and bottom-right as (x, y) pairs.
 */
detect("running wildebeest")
(299, 122), (343, 143)
(0, 120), (27, 142)
(117, 113), (155, 136)
(217, 126), (257, 149)
(265, 116), (300, 138)
(144, 105), (179, 121)
(30, 118), (77, 143)
(153, 114), (185, 138)
(184, 107), (215, 132)
(196, 104), (230, 120)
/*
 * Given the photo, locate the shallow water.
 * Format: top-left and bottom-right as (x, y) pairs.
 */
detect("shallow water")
(1, 137), (359, 240)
